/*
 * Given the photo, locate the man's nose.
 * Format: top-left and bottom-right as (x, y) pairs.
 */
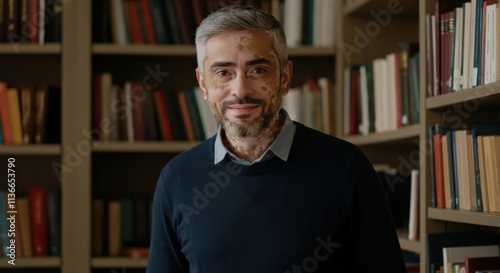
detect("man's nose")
(229, 74), (253, 99)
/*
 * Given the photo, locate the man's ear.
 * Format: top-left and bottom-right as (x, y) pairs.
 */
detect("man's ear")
(195, 68), (208, 99)
(281, 60), (293, 95)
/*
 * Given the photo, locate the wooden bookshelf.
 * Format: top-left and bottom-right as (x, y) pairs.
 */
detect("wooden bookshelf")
(397, 229), (421, 254)
(92, 257), (148, 268)
(344, 124), (421, 146)
(93, 141), (199, 153)
(0, 44), (61, 54)
(0, 144), (61, 155)
(428, 208), (500, 228)
(0, 257), (61, 268)
(426, 81), (500, 110)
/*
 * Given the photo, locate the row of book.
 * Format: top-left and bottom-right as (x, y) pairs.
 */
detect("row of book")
(377, 167), (419, 241)
(0, 82), (61, 145)
(426, 231), (500, 273)
(0, 0), (63, 44)
(425, 0), (500, 97)
(429, 123), (500, 212)
(92, 0), (336, 47)
(93, 73), (333, 142)
(343, 43), (420, 136)
(92, 196), (152, 257)
(0, 188), (60, 258)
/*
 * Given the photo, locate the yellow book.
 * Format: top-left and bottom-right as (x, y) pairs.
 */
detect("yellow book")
(7, 88), (23, 144)
(17, 197), (32, 257)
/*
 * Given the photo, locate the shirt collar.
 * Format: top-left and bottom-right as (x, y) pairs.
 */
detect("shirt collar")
(214, 108), (296, 165)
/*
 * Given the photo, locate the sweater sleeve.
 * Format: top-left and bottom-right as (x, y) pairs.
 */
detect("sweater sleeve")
(348, 150), (407, 273)
(146, 167), (189, 273)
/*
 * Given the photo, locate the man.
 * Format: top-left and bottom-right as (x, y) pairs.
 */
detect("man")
(147, 5), (406, 273)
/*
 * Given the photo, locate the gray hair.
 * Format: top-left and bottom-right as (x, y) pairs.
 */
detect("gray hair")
(195, 5), (288, 74)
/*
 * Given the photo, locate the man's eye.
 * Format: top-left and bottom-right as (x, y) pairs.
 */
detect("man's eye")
(251, 67), (266, 74)
(216, 70), (231, 77)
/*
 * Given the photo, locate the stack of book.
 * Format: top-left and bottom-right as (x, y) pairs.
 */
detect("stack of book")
(425, 0), (500, 97)
(0, 188), (61, 258)
(92, 195), (153, 257)
(344, 43), (420, 136)
(93, 73), (333, 142)
(0, 82), (61, 145)
(0, 0), (63, 44)
(92, 0), (337, 47)
(429, 123), (500, 212)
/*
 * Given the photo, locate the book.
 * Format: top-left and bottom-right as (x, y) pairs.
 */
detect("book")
(29, 187), (48, 256)
(20, 84), (36, 144)
(470, 123), (500, 212)
(0, 81), (12, 144)
(466, 256), (500, 273)
(47, 189), (61, 256)
(408, 169), (419, 240)
(0, 191), (10, 257)
(484, 135), (500, 212)
(7, 88), (23, 144)
(17, 197), (32, 257)
(92, 199), (104, 256)
(426, 231), (497, 273)
(108, 201), (121, 256)
(443, 245), (499, 273)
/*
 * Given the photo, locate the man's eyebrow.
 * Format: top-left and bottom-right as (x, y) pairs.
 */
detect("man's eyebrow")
(209, 58), (271, 69)
(245, 58), (271, 66)
(210, 61), (236, 69)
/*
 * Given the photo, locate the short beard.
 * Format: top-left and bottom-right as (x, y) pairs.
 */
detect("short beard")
(215, 96), (281, 138)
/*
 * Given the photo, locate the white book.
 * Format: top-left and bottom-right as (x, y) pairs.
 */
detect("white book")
(386, 53), (398, 131)
(470, 0), (477, 87)
(443, 245), (499, 273)
(283, 87), (302, 124)
(39, 0), (45, 44)
(432, 14), (439, 95)
(408, 169), (419, 241)
(284, 0), (303, 47)
(452, 7), (463, 91)
(373, 58), (388, 133)
(110, 0), (127, 45)
(484, 5), (494, 85)
(491, 4), (498, 82)
(358, 65), (369, 135)
(312, 0), (323, 47)
(462, 3), (472, 90)
(319, 0), (336, 47)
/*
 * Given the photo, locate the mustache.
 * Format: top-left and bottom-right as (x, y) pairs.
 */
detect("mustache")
(221, 97), (266, 108)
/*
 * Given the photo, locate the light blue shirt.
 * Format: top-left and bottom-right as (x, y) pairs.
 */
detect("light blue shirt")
(214, 108), (296, 165)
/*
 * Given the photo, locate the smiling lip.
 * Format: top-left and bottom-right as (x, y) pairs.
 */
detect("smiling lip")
(227, 104), (260, 113)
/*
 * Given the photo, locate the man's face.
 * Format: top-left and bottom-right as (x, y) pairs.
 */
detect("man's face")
(196, 30), (292, 138)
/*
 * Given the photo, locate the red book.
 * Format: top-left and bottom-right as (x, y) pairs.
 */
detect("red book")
(0, 81), (12, 144)
(466, 256), (500, 273)
(126, 0), (145, 43)
(29, 187), (48, 257)
(153, 90), (174, 141)
(177, 90), (196, 141)
(140, 0), (157, 44)
(434, 133), (446, 208)
(28, 0), (40, 43)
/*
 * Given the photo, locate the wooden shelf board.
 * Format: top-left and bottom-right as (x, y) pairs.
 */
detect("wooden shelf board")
(426, 81), (500, 110)
(92, 44), (335, 57)
(344, 0), (419, 16)
(428, 208), (500, 227)
(92, 257), (147, 268)
(0, 44), (61, 54)
(343, 124), (421, 146)
(93, 141), (200, 153)
(0, 144), (61, 155)
(0, 257), (61, 267)
(396, 229), (420, 253)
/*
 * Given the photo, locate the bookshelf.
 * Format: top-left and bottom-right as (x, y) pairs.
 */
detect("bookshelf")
(0, 1), (337, 273)
(337, 0), (500, 272)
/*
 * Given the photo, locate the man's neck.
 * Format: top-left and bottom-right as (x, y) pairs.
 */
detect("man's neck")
(223, 114), (283, 163)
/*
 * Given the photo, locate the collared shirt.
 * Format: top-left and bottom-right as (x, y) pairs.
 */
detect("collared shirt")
(214, 108), (296, 165)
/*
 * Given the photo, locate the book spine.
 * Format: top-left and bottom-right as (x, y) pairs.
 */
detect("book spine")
(29, 187), (48, 257)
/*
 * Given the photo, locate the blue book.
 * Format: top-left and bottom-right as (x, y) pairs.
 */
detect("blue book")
(472, 0), (484, 86)
(0, 191), (9, 257)
(470, 123), (500, 212)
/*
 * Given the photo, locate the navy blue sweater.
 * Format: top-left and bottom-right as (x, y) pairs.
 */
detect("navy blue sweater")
(147, 123), (406, 273)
